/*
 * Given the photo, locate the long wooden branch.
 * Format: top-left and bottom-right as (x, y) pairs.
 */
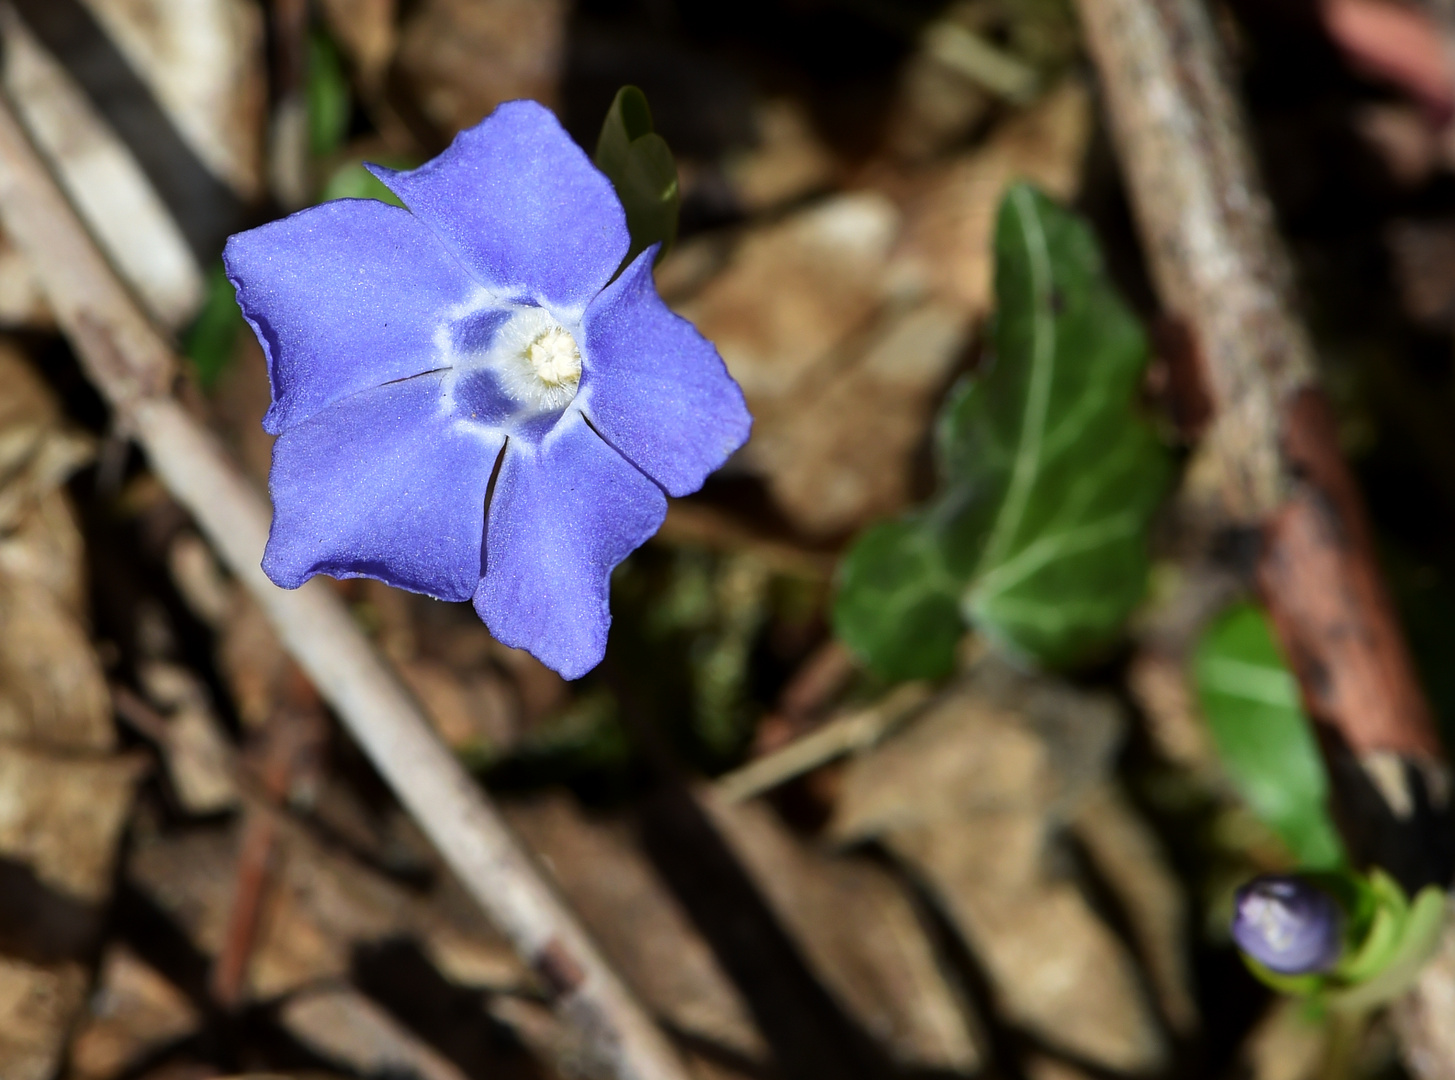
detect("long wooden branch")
(0, 68), (690, 1080)
(1072, 0), (1453, 1070)
(1075, 0), (1446, 851)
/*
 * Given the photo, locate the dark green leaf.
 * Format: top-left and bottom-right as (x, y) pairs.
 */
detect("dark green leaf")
(834, 516), (963, 681)
(835, 183), (1171, 675)
(307, 33), (351, 160)
(595, 86), (655, 171)
(184, 261), (245, 390)
(594, 86), (680, 267)
(1193, 602), (1346, 870)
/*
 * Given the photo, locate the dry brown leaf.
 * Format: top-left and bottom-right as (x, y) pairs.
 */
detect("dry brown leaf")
(0, 342), (93, 535)
(1387, 218), (1455, 328)
(721, 98), (840, 213)
(166, 531), (235, 629)
(318, 0), (397, 90)
(0, 751), (144, 902)
(1, 8), (204, 327)
(138, 660), (239, 815)
(889, 820), (1166, 1073)
(1024, 1054), (1098, 1080)
(671, 84), (1091, 536)
(0, 574), (112, 752)
(0, 490), (88, 616)
(0, 956), (88, 1080)
(397, 658), (518, 755)
(1241, 997), (1327, 1080)
(67, 946), (200, 1080)
(745, 300), (971, 535)
(678, 192), (914, 534)
(0, 227), (50, 328)
(890, 78), (1092, 314)
(0, 747), (144, 902)
(700, 792), (984, 1073)
(217, 593), (288, 731)
(503, 793), (767, 1063)
(1073, 784), (1198, 1035)
(831, 658), (1166, 1072)
(127, 819), (524, 1002)
(396, 0), (565, 135)
(79, 0), (266, 198)
(680, 192), (899, 408)
(280, 985), (470, 1080)
(886, 42), (992, 162)
(831, 659), (1122, 841)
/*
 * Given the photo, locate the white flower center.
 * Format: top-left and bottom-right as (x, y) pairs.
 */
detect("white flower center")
(460, 305), (583, 414)
(526, 326), (582, 390)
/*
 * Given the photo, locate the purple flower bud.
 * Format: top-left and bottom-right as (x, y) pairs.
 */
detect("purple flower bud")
(1232, 875), (1344, 974)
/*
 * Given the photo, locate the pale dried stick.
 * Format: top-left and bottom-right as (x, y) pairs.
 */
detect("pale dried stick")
(0, 82), (689, 1080)
(715, 681), (932, 803)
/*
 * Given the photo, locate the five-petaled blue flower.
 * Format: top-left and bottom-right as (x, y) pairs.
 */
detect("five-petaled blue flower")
(224, 100), (751, 679)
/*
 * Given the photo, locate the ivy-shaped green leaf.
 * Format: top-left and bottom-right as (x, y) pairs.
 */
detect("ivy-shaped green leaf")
(594, 86), (680, 269)
(1193, 602), (1346, 870)
(834, 183), (1172, 678)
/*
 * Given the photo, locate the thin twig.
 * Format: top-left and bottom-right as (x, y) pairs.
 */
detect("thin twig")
(715, 682), (932, 803)
(0, 78), (690, 1080)
(212, 670), (327, 1007)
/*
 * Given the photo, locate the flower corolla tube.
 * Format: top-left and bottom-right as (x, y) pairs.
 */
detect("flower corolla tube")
(224, 100), (751, 679)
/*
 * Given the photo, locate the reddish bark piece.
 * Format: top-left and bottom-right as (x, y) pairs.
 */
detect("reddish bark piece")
(1320, 0), (1455, 120)
(1259, 391), (1440, 758)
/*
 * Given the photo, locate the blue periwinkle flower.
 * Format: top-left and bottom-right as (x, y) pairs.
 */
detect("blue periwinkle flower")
(224, 101), (751, 678)
(1232, 874), (1344, 975)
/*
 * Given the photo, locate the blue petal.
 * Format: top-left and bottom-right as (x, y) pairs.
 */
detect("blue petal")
(474, 414), (666, 678)
(225, 199), (481, 435)
(264, 373), (501, 601)
(368, 101), (629, 313)
(579, 248), (752, 497)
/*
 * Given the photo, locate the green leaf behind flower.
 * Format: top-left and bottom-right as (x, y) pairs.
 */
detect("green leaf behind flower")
(594, 86), (680, 268)
(834, 183), (1172, 679)
(184, 262), (245, 390)
(320, 157), (412, 208)
(1194, 602), (1346, 870)
(308, 33), (351, 160)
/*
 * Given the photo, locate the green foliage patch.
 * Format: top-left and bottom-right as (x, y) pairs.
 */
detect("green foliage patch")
(835, 184), (1171, 679)
(1194, 602), (1346, 870)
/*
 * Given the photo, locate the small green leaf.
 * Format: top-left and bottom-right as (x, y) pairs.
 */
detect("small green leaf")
(834, 183), (1171, 676)
(1331, 879), (1446, 1012)
(594, 86), (680, 268)
(1194, 603), (1346, 870)
(308, 32), (351, 160)
(184, 262), (245, 390)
